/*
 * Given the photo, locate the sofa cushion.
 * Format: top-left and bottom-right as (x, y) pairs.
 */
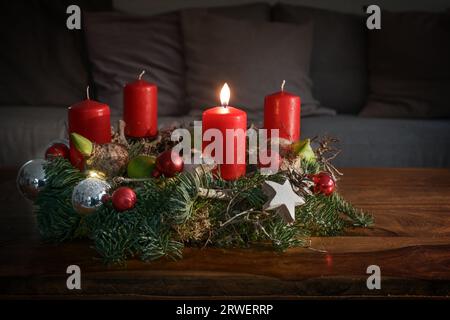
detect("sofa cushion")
(84, 11), (185, 116)
(302, 116), (450, 167)
(84, 3), (271, 116)
(181, 11), (330, 116)
(360, 11), (450, 118)
(273, 3), (368, 114)
(0, 0), (111, 107)
(0, 107), (68, 166)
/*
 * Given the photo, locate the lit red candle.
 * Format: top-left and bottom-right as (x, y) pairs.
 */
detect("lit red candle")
(202, 83), (247, 181)
(68, 87), (111, 169)
(264, 80), (301, 142)
(123, 70), (158, 138)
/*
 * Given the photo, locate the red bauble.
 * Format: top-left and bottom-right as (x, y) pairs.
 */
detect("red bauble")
(45, 143), (70, 160)
(152, 149), (184, 178)
(112, 187), (137, 212)
(312, 172), (335, 196)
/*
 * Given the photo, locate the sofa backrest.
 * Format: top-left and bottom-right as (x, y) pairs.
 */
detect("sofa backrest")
(0, 1), (369, 115)
(273, 4), (368, 114)
(83, 3), (272, 116)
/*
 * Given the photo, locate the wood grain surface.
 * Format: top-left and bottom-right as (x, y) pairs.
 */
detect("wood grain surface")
(0, 167), (449, 299)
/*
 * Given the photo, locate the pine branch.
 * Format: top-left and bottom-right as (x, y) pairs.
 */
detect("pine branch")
(35, 158), (85, 242)
(33, 137), (373, 264)
(295, 194), (346, 236)
(265, 218), (308, 251)
(331, 193), (374, 227)
(166, 171), (201, 224)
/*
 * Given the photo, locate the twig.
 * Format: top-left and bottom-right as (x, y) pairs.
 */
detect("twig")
(118, 120), (129, 147)
(307, 247), (328, 253)
(113, 176), (153, 184)
(198, 187), (232, 200)
(305, 239), (328, 253)
(193, 164), (216, 176)
(219, 209), (264, 228)
(225, 183), (256, 218)
(255, 220), (273, 240)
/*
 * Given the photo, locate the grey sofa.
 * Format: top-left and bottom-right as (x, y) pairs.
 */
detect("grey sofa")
(2, 108), (449, 168)
(1, 2), (449, 168)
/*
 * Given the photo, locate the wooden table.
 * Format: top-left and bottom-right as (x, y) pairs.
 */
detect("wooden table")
(0, 168), (449, 299)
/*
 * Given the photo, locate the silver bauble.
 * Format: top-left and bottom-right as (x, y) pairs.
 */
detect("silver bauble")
(16, 159), (47, 201)
(72, 178), (110, 214)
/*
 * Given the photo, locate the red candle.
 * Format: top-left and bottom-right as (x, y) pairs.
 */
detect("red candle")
(202, 83), (247, 181)
(124, 70), (158, 138)
(264, 80), (301, 142)
(68, 87), (111, 169)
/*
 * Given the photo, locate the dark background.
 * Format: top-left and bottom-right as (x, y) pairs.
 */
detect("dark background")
(0, 0), (449, 168)
(115, 0), (449, 14)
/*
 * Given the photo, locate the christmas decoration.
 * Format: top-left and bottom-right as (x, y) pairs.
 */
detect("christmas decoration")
(46, 139), (69, 149)
(184, 160), (216, 177)
(127, 155), (156, 178)
(123, 70), (158, 138)
(292, 139), (316, 162)
(312, 172), (336, 196)
(153, 149), (184, 178)
(15, 72), (374, 264)
(24, 129), (372, 265)
(45, 142), (70, 159)
(264, 80), (300, 142)
(16, 159), (47, 200)
(68, 86), (112, 168)
(313, 136), (343, 180)
(72, 177), (110, 214)
(202, 83), (247, 180)
(112, 187), (137, 212)
(71, 132), (129, 177)
(262, 179), (305, 223)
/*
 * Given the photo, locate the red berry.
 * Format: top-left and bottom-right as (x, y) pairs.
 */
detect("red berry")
(155, 150), (184, 178)
(312, 172), (335, 196)
(45, 143), (70, 160)
(112, 187), (137, 212)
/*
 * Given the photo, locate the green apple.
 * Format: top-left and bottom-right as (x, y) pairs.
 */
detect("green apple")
(292, 139), (316, 162)
(70, 132), (93, 157)
(127, 155), (156, 178)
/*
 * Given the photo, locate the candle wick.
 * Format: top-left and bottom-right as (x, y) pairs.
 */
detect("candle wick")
(281, 80), (286, 92)
(86, 85), (90, 100)
(138, 70), (146, 80)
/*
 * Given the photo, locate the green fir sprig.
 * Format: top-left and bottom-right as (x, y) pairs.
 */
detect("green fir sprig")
(34, 139), (373, 265)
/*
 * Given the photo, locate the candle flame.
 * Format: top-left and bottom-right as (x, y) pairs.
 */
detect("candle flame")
(220, 83), (230, 106)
